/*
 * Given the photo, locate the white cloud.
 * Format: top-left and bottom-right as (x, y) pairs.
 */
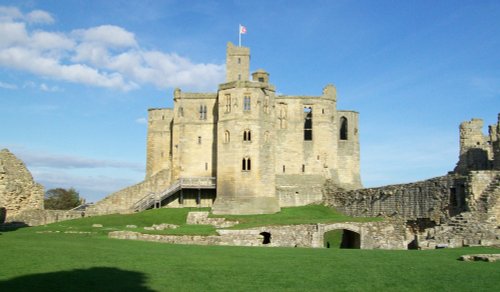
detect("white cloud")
(0, 6), (225, 92)
(0, 81), (17, 89)
(0, 6), (22, 22)
(40, 83), (62, 92)
(73, 25), (137, 48)
(25, 10), (54, 24)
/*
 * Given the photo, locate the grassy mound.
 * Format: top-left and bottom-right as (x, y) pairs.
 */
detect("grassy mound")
(27, 205), (380, 235)
(212, 204), (381, 229)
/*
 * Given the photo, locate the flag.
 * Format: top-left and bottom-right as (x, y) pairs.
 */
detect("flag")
(240, 25), (247, 34)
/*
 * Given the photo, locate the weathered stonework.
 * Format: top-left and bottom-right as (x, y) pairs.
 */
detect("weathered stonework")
(6, 209), (84, 226)
(0, 149), (44, 220)
(109, 219), (409, 249)
(95, 42), (362, 215)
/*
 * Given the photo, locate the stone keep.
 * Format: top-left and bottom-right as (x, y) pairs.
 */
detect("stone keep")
(93, 42), (362, 215)
(0, 149), (44, 219)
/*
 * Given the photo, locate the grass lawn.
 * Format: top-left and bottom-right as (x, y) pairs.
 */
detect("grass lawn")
(0, 228), (499, 291)
(0, 206), (499, 291)
(211, 204), (381, 229)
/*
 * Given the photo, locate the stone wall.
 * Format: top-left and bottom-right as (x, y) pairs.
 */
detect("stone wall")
(0, 149), (44, 220)
(109, 221), (410, 250)
(6, 209), (84, 226)
(86, 169), (171, 215)
(323, 175), (465, 222)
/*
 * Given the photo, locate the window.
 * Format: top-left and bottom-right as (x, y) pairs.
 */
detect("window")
(198, 136), (202, 144)
(243, 130), (251, 142)
(302, 164), (305, 173)
(242, 157), (251, 171)
(244, 96), (251, 111)
(340, 117), (348, 140)
(258, 77), (265, 82)
(225, 95), (231, 113)
(178, 107), (184, 117)
(282, 165), (286, 173)
(304, 107), (313, 141)
(205, 162), (208, 171)
(238, 57), (241, 64)
(224, 130), (230, 143)
(199, 105), (207, 120)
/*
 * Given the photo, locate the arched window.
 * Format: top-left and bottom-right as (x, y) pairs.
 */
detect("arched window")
(243, 130), (251, 142)
(224, 130), (230, 143)
(304, 107), (313, 141)
(242, 157), (251, 171)
(340, 117), (348, 140)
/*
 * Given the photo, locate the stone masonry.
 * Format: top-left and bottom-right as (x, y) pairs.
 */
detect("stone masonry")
(0, 149), (44, 220)
(92, 41), (362, 215)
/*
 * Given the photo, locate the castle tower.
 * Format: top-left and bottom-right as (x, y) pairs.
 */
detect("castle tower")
(226, 42), (250, 82)
(146, 108), (173, 178)
(212, 43), (280, 214)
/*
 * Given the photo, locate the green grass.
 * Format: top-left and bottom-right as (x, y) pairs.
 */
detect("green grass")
(22, 205), (379, 236)
(28, 208), (217, 236)
(0, 228), (499, 291)
(212, 204), (381, 229)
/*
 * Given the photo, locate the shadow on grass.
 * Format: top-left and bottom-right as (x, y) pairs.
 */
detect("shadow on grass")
(0, 221), (29, 233)
(0, 267), (154, 292)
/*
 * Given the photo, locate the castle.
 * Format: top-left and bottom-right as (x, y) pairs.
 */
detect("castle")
(86, 42), (362, 215)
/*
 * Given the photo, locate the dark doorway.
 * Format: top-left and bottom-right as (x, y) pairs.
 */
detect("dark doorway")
(260, 232), (271, 244)
(340, 229), (360, 249)
(324, 229), (361, 249)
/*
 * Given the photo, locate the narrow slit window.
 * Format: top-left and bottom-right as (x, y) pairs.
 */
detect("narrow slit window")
(340, 117), (348, 140)
(304, 107), (313, 141)
(243, 130), (251, 142)
(242, 157), (251, 171)
(224, 130), (230, 143)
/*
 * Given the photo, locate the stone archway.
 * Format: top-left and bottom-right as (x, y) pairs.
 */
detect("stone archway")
(320, 223), (363, 249)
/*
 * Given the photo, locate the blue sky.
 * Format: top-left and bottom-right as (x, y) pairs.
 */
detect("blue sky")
(0, 0), (499, 203)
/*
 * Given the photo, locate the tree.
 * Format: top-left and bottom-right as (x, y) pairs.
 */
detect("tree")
(44, 188), (81, 210)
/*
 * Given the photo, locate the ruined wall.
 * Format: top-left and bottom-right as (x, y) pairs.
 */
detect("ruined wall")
(6, 209), (84, 226)
(455, 118), (494, 174)
(0, 149), (44, 220)
(87, 170), (171, 215)
(323, 175), (466, 222)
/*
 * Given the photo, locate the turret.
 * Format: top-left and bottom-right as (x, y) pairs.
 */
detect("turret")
(226, 42), (250, 82)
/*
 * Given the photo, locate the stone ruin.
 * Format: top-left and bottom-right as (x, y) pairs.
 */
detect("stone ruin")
(323, 113), (500, 249)
(4, 113), (500, 250)
(0, 149), (44, 221)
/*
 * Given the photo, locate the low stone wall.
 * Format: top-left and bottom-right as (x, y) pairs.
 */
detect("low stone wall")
(6, 209), (85, 226)
(109, 221), (410, 249)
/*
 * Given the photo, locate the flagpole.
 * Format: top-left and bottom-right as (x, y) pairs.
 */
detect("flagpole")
(238, 25), (241, 46)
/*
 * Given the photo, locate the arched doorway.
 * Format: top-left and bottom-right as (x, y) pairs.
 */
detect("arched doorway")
(324, 229), (361, 249)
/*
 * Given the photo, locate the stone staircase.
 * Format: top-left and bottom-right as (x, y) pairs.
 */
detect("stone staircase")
(475, 175), (500, 221)
(419, 212), (499, 249)
(132, 177), (216, 212)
